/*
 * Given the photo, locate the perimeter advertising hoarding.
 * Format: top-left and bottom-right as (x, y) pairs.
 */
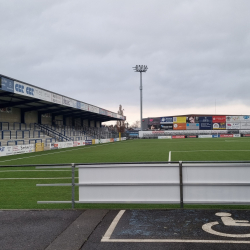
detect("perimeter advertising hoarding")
(14, 81), (51, 102)
(212, 116), (226, 123)
(173, 123), (186, 130)
(226, 116), (240, 122)
(220, 134), (234, 138)
(172, 135), (185, 139)
(226, 123), (240, 129)
(240, 123), (250, 129)
(51, 93), (62, 104)
(0, 77), (14, 92)
(160, 124), (173, 130)
(173, 117), (186, 123)
(148, 118), (160, 125)
(62, 96), (75, 107)
(186, 123), (199, 130)
(81, 102), (89, 111)
(242, 134), (250, 137)
(0, 146), (13, 156)
(89, 105), (99, 113)
(186, 135), (198, 138)
(186, 116), (199, 123)
(240, 116), (250, 122)
(199, 122), (212, 130)
(160, 117), (173, 124)
(199, 116), (212, 123)
(212, 122), (226, 130)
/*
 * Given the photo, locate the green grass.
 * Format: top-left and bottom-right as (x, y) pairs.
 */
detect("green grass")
(1, 138), (250, 209)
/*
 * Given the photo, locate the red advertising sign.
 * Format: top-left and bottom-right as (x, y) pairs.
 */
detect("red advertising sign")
(172, 135), (185, 139)
(220, 134), (233, 138)
(212, 116), (226, 123)
(243, 134), (250, 137)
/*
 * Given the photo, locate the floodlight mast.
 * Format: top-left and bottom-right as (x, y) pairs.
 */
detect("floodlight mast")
(133, 65), (148, 131)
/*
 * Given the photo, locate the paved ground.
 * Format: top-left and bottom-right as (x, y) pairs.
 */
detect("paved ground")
(1, 209), (250, 250)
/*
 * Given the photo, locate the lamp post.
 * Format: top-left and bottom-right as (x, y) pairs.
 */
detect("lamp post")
(133, 65), (148, 131)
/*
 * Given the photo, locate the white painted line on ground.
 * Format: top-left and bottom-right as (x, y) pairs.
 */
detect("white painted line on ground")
(102, 210), (125, 241)
(168, 151), (171, 162)
(0, 170), (72, 172)
(172, 150), (250, 153)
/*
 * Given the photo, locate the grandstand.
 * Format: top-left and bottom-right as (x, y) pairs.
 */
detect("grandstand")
(0, 74), (125, 148)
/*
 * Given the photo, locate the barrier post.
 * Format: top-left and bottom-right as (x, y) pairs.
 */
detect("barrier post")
(71, 163), (75, 209)
(179, 161), (184, 208)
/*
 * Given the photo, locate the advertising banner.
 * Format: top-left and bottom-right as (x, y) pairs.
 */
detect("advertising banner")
(240, 116), (250, 122)
(51, 93), (62, 104)
(148, 117), (160, 125)
(107, 111), (112, 117)
(199, 116), (212, 123)
(89, 105), (99, 113)
(212, 116), (226, 123)
(62, 97), (74, 107)
(81, 102), (89, 111)
(213, 122), (226, 130)
(148, 124), (160, 130)
(226, 123), (240, 130)
(173, 123), (186, 130)
(240, 123), (250, 130)
(110, 138), (114, 142)
(199, 122), (212, 130)
(186, 135), (198, 138)
(34, 88), (51, 102)
(220, 134), (233, 138)
(160, 124), (173, 130)
(186, 116), (199, 123)
(160, 117), (173, 124)
(0, 146), (13, 157)
(242, 134), (250, 137)
(85, 140), (92, 145)
(35, 143), (44, 152)
(233, 134), (241, 137)
(0, 77), (14, 92)
(172, 135), (185, 139)
(12, 145), (35, 155)
(158, 136), (172, 139)
(198, 135), (212, 138)
(186, 123), (199, 130)
(173, 117), (186, 123)
(226, 116), (241, 122)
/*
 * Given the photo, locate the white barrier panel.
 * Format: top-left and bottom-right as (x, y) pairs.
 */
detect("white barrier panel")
(183, 163), (250, 203)
(198, 135), (213, 138)
(233, 134), (241, 137)
(158, 136), (172, 139)
(12, 145), (35, 155)
(0, 146), (13, 156)
(78, 164), (180, 203)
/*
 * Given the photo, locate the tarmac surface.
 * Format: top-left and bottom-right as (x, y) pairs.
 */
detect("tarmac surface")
(1, 209), (250, 250)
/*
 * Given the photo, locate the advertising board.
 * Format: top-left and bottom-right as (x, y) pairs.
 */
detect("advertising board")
(198, 135), (212, 138)
(158, 136), (172, 139)
(0, 77), (14, 92)
(0, 146), (13, 156)
(172, 135), (185, 139)
(199, 122), (212, 130)
(12, 145), (35, 155)
(220, 134), (233, 138)
(160, 117), (173, 124)
(212, 116), (226, 123)
(226, 116), (240, 122)
(173, 117), (186, 123)
(242, 134), (250, 137)
(173, 123), (186, 130)
(62, 97), (75, 107)
(186, 123), (199, 130)
(51, 93), (62, 104)
(85, 140), (92, 145)
(160, 124), (173, 130)
(34, 88), (51, 102)
(148, 117), (160, 125)
(199, 116), (212, 123)
(241, 123), (250, 129)
(81, 102), (89, 111)
(89, 105), (99, 113)
(226, 123), (240, 129)
(240, 116), (250, 122)
(186, 135), (198, 138)
(186, 116), (199, 123)
(212, 122), (226, 130)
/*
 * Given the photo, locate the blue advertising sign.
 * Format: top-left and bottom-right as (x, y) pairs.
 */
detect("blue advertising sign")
(199, 122), (212, 130)
(0, 77), (14, 92)
(77, 101), (81, 109)
(85, 140), (92, 145)
(160, 117), (173, 124)
(199, 116), (212, 123)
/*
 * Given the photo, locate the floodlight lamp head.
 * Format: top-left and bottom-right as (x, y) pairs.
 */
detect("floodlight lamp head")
(133, 65), (148, 72)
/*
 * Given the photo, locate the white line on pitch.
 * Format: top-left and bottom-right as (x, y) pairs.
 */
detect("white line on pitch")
(102, 210), (126, 241)
(0, 177), (79, 180)
(172, 150), (250, 153)
(0, 170), (72, 172)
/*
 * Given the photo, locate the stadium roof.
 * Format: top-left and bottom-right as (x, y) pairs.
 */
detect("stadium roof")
(0, 74), (124, 122)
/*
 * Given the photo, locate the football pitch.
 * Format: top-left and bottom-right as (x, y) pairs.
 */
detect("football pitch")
(1, 137), (250, 209)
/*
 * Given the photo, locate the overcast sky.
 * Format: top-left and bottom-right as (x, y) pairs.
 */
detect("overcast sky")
(1, 0), (250, 126)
